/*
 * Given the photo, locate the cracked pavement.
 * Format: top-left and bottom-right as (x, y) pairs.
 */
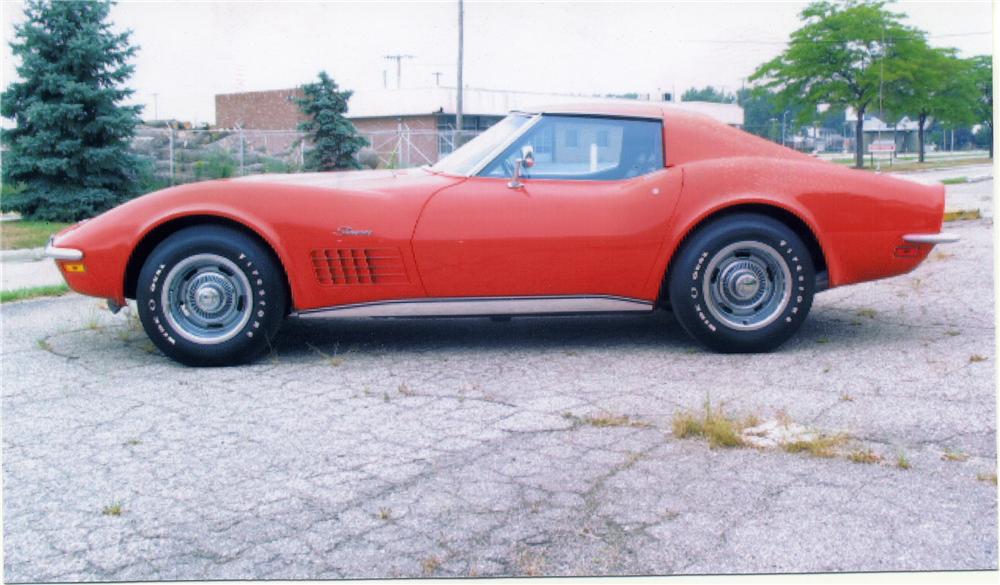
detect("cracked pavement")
(3, 218), (997, 581)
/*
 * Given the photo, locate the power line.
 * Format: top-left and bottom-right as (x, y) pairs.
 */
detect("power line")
(666, 31), (991, 46)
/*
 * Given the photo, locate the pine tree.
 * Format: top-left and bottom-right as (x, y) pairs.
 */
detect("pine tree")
(296, 71), (367, 171)
(1, 0), (143, 221)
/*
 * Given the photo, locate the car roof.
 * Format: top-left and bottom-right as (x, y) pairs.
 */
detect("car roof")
(517, 101), (665, 119)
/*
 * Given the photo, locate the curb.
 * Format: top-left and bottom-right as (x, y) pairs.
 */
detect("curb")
(0, 247), (47, 264)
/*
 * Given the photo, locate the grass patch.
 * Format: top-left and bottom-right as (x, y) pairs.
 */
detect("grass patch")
(672, 399), (746, 448)
(943, 209), (982, 222)
(896, 452), (911, 470)
(847, 449), (883, 464)
(942, 449), (969, 462)
(1, 284), (70, 303)
(835, 156), (994, 172)
(976, 472), (997, 485)
(783, 434), (850, 458)
(0, 220), (71, 250)
(102, 503), (122, 516)
(940, 176), (970, 185)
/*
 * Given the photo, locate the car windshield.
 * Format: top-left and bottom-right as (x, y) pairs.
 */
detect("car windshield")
(430, 113), (534, 175)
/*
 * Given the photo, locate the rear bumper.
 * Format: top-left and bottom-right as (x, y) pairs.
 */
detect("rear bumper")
(902, 233), (960, 244)
(44, 237), (84, 261)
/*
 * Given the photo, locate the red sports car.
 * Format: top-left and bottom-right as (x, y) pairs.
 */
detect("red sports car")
(47, 102), (956, 366)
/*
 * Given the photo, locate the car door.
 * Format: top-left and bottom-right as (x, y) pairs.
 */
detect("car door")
(412, 114), (682, 300)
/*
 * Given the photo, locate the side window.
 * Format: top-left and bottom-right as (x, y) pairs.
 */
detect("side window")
(480, 115), (664, 181)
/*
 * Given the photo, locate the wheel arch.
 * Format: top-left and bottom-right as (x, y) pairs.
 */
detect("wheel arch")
(658, 202), (829, 304)
(123, 214), (293, 311)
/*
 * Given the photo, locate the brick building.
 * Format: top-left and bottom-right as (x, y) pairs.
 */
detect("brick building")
(215, 86), (744, 166)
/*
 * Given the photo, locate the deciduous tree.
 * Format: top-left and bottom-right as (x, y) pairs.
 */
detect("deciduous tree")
(893, 44), (976, 162)
(969, 55), (993, 158)
(750, 1), (924, 168)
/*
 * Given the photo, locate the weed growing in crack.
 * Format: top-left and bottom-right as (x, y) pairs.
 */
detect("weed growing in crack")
(856, 308), (877, 319)
(976, 473), (997, 485)
(671, 396), (745, 448)
(421, 556), (441, 575)
(942, 449), (969, 462)
(847, 449), (883, 464)
(783, 434), (850, 458)
(102, 503), (123, 516)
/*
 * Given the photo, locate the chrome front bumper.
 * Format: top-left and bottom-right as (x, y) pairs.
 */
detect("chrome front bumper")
(902, 233), (960, 244)
(44, 237), (84, 261)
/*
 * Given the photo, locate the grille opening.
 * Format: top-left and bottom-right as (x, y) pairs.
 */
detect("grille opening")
(311, 248), (408, 286)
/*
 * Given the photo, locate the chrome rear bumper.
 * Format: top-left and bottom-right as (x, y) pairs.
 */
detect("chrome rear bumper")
(902, 233), (960, 244)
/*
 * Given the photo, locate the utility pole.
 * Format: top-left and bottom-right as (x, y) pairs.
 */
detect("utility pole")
(432, 71), (442, 86)
(456, 0), (464, 138)
(384, 54), (414, 90)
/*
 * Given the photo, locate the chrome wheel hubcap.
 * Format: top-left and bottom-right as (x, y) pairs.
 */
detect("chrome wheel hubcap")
(161, 254), (252, 344)
(702, 241), (791, 331)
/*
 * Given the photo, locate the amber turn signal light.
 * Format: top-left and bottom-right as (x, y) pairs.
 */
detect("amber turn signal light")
(62, 262), (86, 273)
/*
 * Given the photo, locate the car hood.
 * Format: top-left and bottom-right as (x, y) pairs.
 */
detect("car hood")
(232, 166), (443, 190)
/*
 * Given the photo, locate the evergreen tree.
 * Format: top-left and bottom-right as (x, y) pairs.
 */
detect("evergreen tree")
(1, 0), (143, 221)
(296, 71), (367, 171)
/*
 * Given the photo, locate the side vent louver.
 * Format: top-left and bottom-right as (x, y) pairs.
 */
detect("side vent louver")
(310, 248), (409, 286)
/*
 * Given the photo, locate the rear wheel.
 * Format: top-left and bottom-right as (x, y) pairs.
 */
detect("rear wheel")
(667, 213), (815, 352)
(136, 225), (286, 366)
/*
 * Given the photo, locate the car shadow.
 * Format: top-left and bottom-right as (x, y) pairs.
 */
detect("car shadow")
(273, 310), (689, 358)
(268, 305), (908, 360)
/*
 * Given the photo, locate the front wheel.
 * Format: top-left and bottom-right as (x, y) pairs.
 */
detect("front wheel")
(136, 225), (287, 366)
(667, 213), (815, 353)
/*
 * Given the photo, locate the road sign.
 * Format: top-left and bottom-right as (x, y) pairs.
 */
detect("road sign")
(868, 141), (896, 153)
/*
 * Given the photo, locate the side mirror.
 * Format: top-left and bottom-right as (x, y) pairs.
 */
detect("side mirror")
(508, 145), (534, 189)
(521, 145), (534, 168)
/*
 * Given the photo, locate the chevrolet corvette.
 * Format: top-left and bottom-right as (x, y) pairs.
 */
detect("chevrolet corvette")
(46, 102), (956, 366)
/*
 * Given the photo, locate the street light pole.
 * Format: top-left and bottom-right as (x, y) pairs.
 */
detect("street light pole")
(456, 0), (464, 140)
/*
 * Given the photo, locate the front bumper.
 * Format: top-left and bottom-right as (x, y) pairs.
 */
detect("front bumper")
(44, 236), (84, 261)
(902, 233), (960, 245)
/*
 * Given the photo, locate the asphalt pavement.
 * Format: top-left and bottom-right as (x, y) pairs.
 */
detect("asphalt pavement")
(2, 215), (995, 580)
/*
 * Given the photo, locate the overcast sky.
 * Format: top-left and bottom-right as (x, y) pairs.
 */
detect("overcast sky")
(1, 0), (993, 125)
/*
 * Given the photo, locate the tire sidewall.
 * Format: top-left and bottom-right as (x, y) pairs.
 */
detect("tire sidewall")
(136, 227), (285, 366)
(668, 214), (815, 352)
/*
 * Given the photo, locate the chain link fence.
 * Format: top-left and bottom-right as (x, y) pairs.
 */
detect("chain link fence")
(131, 125), (483, 189)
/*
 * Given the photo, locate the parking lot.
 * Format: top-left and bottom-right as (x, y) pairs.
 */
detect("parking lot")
(3, 214), (997, 580)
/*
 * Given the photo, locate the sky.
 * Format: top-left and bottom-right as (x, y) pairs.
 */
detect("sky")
(1, 0), (994, 125)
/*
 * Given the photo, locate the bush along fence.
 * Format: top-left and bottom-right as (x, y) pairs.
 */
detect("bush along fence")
(131, 125), (483, 191)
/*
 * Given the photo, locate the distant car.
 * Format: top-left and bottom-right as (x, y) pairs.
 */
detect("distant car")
(47, 102), (956, 366)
